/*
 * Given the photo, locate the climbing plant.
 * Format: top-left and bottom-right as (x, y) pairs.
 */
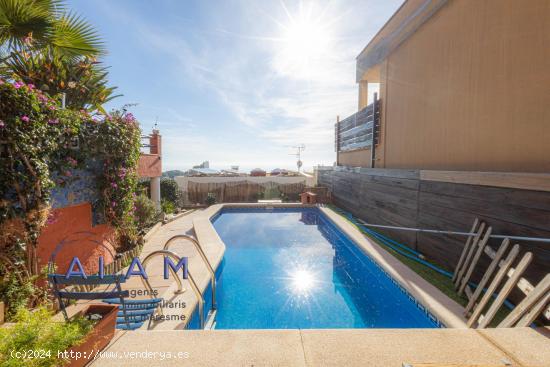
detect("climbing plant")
(0, 79), (141, 315)
(0, 79), (80, 276)
(91, 109), (141, 250)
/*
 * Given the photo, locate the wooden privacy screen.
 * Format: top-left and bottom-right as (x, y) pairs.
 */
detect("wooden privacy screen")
(186, 181), (305, 204)
(452, 219), (549, 328)
(335, 97), (380, 153)
(317, 166), (550, 299)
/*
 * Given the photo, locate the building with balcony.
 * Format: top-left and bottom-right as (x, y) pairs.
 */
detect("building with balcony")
(336, 0), (549, 172)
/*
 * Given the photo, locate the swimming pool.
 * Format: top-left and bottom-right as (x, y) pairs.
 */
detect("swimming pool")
(211, 207), (441, 329)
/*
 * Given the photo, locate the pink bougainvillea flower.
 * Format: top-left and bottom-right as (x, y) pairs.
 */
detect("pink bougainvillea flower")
(46, 211), (59, 225)
(65, 171), (72, 177)
(111, 182), (118, 188)
(111, 201), (117, 207)
(0, 79), (4, 85)
(14, 81), (24, 89)
(48, 118), (59, 125)
(67, 157), (78, 167)
(49, 105), (56, 111)
(124, 113), (136, 123)
(27, 84), (35, 90)
(0, 120), (5, 128)
(38, 94), (48, 102)
(21, 115), (30, 122)
(118, 168), (127, 179)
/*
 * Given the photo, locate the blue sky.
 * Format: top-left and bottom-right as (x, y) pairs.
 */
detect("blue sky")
(68, 0), (402, 172)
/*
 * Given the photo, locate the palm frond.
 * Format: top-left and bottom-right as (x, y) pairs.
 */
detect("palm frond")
(0, 0), (54, 49)
(50, 11), (104, 57)
(0, 1), (103, 57)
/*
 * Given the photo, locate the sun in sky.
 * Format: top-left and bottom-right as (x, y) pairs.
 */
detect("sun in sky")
(272, 1), (334, 79)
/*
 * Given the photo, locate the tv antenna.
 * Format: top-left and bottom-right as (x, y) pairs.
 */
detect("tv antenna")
(288, 144), (305, 172)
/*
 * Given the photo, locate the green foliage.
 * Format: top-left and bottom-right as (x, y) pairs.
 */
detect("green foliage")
(4, 52), (119, 111)
(161, 199), (175, 215)
(162, 170), (185, 179)
(282, 192), (299, 202)
(0, 0), (116, 112)
(0, 81), (139, 232)
(263, 186), (281, 200)
(0, 264), (49, 320)
(205, 192), (217, 206)
(0, 306), (95, 367)
(0, 79), (141, 313)
(91, 109), (141, 230)
(0, 272), (34, 319)
(0, 79), (82, 280)
(136, 179), (150, 196)
(134, 194), (159, 230)
(0, 0), (104, 57)
(160, 178), (180, 205)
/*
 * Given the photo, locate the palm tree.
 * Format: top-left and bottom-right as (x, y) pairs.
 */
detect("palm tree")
(0, 0), (104, 58)
(0, 0), (119, 111)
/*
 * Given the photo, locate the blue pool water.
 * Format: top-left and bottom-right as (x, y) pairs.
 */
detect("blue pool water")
(211, 208), (441, 329)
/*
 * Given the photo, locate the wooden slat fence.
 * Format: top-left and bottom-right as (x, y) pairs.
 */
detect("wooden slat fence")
(335, 97), (380, 153)
(451, 222), (549, 327)
(186, 181), (305, 204)
(318, 166), (550, 306)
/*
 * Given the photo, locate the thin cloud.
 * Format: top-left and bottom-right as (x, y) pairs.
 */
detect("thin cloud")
(91, 0), (402, 170)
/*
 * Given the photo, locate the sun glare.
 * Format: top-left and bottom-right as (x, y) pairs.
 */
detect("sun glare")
(291, 269), (315, 292)
(274, 3), (332, 78)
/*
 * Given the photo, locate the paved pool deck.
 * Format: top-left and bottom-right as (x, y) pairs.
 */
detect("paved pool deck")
(93, 327), (550, 366)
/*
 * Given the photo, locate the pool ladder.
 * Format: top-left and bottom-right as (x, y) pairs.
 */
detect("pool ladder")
(163, 235), (217, 312)
(139, 235), (217, 329)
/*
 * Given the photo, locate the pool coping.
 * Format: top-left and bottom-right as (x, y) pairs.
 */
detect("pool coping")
(194, 203), (467, 329)
(95, 327), (550, 367)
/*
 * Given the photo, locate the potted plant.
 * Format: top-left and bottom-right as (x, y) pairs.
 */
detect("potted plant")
(0, 305), (117, 366)
(65, 304), (118, 367)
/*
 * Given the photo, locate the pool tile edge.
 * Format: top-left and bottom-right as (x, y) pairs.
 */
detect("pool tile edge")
(318, 206), (468, 328)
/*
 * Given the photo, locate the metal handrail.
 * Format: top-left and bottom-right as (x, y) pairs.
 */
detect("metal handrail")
(140, 250), (205, 329)
(163, 234), (217, 310)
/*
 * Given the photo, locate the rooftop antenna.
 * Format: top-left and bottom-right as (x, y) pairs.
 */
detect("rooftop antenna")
(288, 144), (305, 172)
(153, 116), (159, 131)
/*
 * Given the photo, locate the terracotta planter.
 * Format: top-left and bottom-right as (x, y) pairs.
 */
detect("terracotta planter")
(66, 304), (118, 367)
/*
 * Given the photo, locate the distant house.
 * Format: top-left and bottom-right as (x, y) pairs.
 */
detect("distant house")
(220, 168), (242, 176)
(193, 161), (210, 169)
(185, 167), (220, 176)
(270, 168), (288, 176)
(336, 0), (549, 173)
(250, 168), (266, 177)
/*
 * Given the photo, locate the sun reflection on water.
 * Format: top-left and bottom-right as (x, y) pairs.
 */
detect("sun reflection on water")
(290, 269), (315, 293)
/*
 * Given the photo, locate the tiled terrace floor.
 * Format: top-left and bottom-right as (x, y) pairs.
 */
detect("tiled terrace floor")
(93, 327), (550, 366)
